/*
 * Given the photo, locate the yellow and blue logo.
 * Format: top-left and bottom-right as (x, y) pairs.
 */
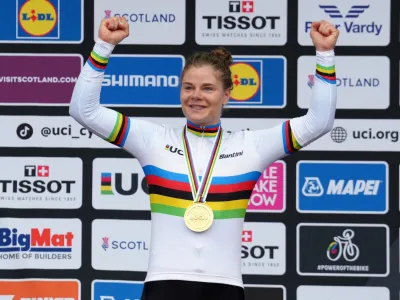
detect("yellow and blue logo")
(18, 0), (59, 38)
(228, 57), (286, 108)
(230, 62), (260, 102)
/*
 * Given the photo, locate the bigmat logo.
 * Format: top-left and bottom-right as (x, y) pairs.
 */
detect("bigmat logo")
(0, 279), (80, 300)
(297, 161), (388, 214)
(0, 157), (83, 209)
(0, 218), (82, 269)
(248, 161), (285, 212)
(0, 0), (83, 44)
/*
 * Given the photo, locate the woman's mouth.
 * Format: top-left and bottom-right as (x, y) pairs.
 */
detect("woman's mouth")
(189, 105), (206, 111)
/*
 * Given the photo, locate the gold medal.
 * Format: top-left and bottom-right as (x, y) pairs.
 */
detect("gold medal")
(182, 124), (223, 233)
(184, 203), (214, 232)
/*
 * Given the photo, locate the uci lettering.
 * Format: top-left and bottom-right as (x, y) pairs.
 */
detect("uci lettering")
(113, 173), (149, 195)
(203, 16), (280, 30)
(241, 245), (279, 259)
(0, 180), (75, 194)
(168, 146), (183, 156)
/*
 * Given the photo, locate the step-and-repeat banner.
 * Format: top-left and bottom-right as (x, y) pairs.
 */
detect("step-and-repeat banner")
(0, 0), (398, 299)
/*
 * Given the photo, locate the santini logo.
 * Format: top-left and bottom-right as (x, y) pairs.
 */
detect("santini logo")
(219, 151), (243, 159)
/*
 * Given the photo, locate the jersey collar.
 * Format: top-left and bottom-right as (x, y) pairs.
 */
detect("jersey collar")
(186, 120), (220, 138)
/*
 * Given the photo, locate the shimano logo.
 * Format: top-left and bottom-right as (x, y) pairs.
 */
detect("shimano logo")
(219, 150), (243, 159)
(103, 74), (179, 87)
(302, 177), (381, 196)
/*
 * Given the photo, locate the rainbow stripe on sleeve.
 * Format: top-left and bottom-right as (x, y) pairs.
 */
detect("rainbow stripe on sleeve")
(87, 50), (109, 72)
(106, 113), (131, 147)
(315, 64), (336, 84)
(282, 120), (302, 154)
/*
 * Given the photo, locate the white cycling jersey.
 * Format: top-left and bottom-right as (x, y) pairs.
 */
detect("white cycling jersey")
(69, 39), (337, 287)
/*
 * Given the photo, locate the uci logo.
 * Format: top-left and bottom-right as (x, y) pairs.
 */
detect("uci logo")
(19, 0), (57, 37)
(230, 62), (260, 101)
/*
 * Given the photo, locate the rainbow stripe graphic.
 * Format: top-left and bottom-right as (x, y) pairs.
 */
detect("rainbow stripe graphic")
(327, 241), (338, 255)
(143, 165), (260, 219)
(106, 113), (131, 147)
(101, 172), (113, 195)
(282, 120), (302, 154)
(186, 120), (219, 138)
(315, 64), (336, 84)
(88, 50), (109, 72)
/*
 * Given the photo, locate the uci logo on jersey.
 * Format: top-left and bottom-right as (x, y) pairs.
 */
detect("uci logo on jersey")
(296, 161), (388, 214)
(230, 61), (260, 102)
(18, 0), (58, 37)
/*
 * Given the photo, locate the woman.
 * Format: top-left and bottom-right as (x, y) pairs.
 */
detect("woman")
(70, 17), (339, 300)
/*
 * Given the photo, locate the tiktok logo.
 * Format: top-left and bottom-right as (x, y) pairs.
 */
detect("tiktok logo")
(16, 123), (33, 140)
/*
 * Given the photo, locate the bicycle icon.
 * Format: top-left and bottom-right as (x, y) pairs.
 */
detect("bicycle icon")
(326, 229), (360, 262)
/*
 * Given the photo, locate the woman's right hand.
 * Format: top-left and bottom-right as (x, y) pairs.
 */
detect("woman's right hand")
(98, 16), (129, 45)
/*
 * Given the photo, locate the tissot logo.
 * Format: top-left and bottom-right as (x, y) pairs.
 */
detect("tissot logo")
(165, 144), (183, 156)
(219, 150), (243, 159)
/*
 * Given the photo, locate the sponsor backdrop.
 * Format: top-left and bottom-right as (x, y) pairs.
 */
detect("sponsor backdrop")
(0, 0), (399, 300)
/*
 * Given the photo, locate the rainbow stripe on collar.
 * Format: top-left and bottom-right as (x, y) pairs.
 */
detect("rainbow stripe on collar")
(186, 120), (220, 138)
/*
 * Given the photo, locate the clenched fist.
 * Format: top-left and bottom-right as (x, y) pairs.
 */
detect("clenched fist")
(310, 20), (340, 52)
(98, 16), (129, 45)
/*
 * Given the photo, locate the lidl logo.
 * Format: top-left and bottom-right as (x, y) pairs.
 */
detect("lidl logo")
(0, 0), (82, 43)
(19, 0), (58, 37)
(18, 0), (59, 38)
(230, 62), (260, 101)
(228, 56), (286, 108)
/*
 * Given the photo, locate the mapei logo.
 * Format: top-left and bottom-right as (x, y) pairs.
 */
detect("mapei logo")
(304, 4), (383, 36)
(230, 61), (261, 102)
(18, 0), (59, 38)
(297, 161), (388, 213)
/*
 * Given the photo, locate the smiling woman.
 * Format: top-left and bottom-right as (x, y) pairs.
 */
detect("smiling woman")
(69, 16), (339, 300)
(180, 48), (233, 126)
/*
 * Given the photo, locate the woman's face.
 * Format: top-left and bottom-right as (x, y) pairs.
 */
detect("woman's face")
(180, 65), (230, 126)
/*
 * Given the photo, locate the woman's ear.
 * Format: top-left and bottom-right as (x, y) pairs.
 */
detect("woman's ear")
(223, 88), (230, 106)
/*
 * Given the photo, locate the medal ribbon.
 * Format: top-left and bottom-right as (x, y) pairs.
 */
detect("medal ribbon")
(182, 125), (223, 203)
